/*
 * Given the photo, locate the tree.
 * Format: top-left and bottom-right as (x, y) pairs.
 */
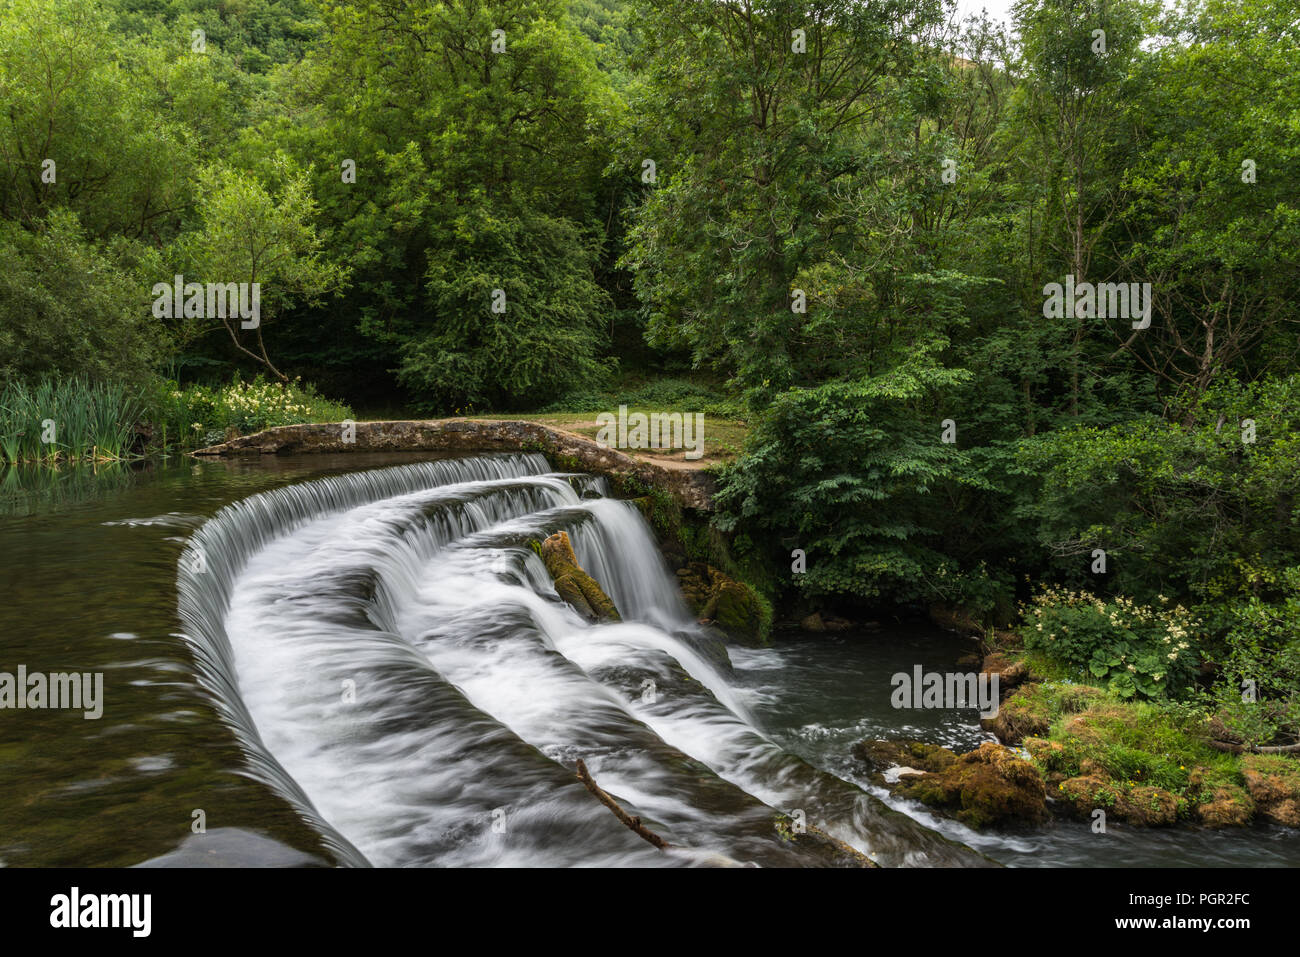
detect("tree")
(621, 0), (949, 404)
(0, 209), (164, 386)
(178, 162), (347, 381)
(1108, 0), (1300, 405)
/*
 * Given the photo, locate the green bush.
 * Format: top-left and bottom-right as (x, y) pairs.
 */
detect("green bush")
(1200, 562), (1300, 748)
(1021, 588), (1203, 700)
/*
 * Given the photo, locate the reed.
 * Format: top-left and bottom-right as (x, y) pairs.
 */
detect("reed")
(0, 378), (143, 465)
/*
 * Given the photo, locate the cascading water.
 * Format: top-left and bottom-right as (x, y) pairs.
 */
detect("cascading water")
(177, 453), (989, 867)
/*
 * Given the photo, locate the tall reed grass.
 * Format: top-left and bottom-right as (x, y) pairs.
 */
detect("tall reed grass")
(0, 379), (143, 465)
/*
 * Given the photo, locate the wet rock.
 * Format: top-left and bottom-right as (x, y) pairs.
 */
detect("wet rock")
(675, 562), (767, 646)
(1241, 755), (1300, 827)
(539, 531), (620, 623)
(887, 741), (1049, 830)
(135, 828), (332, 868)
(678, 623), (734, 676)
(852, 739), (957, 780)
(800, 611), (853, 632)
(800, 612), (825, 631)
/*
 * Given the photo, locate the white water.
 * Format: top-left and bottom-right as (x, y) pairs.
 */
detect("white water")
(178, 454), (987, 867)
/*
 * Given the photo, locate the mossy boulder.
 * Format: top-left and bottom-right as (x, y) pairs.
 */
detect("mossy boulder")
(1126, 785), (1180, 826)
(1056, 773), (1180, 826)
(539, 531), (620, 623)
(851, 739), (957, 781)
(1194, 785), (1254, 828)
(1241, 754), (1300, 827)
(675, 562), (768, 646)
(1056, 773), (1123, 817)
(982, 684), (1051, 744)
(893, 742), (1049, 830)
(855, 739), (1047, 830)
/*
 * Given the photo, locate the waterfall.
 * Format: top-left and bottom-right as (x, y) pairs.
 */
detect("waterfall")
(177, 453), (987, 867)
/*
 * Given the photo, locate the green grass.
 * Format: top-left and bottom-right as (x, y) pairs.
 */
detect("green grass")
(1023, 681), (1244, 796)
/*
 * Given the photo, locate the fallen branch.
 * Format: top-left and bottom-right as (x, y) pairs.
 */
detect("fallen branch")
(1207, 739), (1300, 754)
(575, 758), (671, 850)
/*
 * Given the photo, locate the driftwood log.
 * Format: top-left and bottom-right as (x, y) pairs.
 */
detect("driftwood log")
(539, 531), (620, 622)
(575, 759), (671, 850)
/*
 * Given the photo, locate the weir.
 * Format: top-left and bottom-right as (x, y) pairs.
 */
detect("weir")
(177, 453), (989, 867)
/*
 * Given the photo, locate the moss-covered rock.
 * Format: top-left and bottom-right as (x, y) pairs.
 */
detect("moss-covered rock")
(1241, 754), (1300, 827)
(539, 531), (620, 623)
(1126, 785), (1180, 826)
(851, 739), (957, 780)
(1194, 785), (1254, 828)
(855, 739), (1047, 830)
(982, 684), (1051, 744)
(675, 561), (769, 646)
(1056, 773), (1180, 826)
(892, 742), (1048, 830)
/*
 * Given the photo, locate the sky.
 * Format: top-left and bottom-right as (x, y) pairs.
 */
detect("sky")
(954, 0), (1017, 30)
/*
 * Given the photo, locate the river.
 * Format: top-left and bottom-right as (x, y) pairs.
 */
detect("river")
(0, 452), (1294, 867)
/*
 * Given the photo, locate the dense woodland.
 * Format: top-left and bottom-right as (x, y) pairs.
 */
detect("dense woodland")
(1, 0), (1298, 755)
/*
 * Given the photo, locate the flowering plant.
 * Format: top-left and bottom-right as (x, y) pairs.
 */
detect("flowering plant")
(1021, 588), (1202, 700)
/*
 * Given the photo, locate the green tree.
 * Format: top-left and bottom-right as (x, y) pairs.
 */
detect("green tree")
(0, 210), (164, 386)
(178, 162), (347, 381)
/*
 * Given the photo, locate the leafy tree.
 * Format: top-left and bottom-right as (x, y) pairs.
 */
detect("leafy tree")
(177, 162), (347, 381)
(621, 0), (949, 403)
(0, 210), (165, 386)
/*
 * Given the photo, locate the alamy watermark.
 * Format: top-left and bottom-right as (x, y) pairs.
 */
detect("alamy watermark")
(50, 887), (150, 937)
(891, 666), (999, 718)
(595, 405), (705, 460)
(0, 666), (103, 719)
(152, 274), (260, 329)
(1043, 275), (1152, 330)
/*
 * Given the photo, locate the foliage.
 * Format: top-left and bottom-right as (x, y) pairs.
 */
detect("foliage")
(1020, 588), (1202, 700)
(1200, 562), (1300, 748)
(713, 355), (995, 607)
(0, 212), (164, 387)
(1027, 682), (1242, 797)
(1016, 375), (1300, 604)
(0, 378), (143, 463)
(149, 375), (352, 449)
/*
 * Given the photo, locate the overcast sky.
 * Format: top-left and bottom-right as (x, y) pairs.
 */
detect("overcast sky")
(953, 0), (1017, 30)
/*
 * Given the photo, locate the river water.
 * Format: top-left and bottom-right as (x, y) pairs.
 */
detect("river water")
(1, 452), (1294, 867)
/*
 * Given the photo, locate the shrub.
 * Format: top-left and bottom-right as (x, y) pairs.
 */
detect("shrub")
(149, 376), (352, 450)
(1021, 588), (1202, 700)
(1201, 563), (1300, 748)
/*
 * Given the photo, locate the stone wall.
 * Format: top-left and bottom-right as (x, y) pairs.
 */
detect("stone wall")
(191, 418), (717, 510)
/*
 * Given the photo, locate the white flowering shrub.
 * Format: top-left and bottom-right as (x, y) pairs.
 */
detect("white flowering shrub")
(153, 376), (352, 448)
(1021, 588), (1202, 700)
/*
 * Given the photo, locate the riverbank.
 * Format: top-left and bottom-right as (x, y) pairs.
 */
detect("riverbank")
(853, 622), (1300, 834)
